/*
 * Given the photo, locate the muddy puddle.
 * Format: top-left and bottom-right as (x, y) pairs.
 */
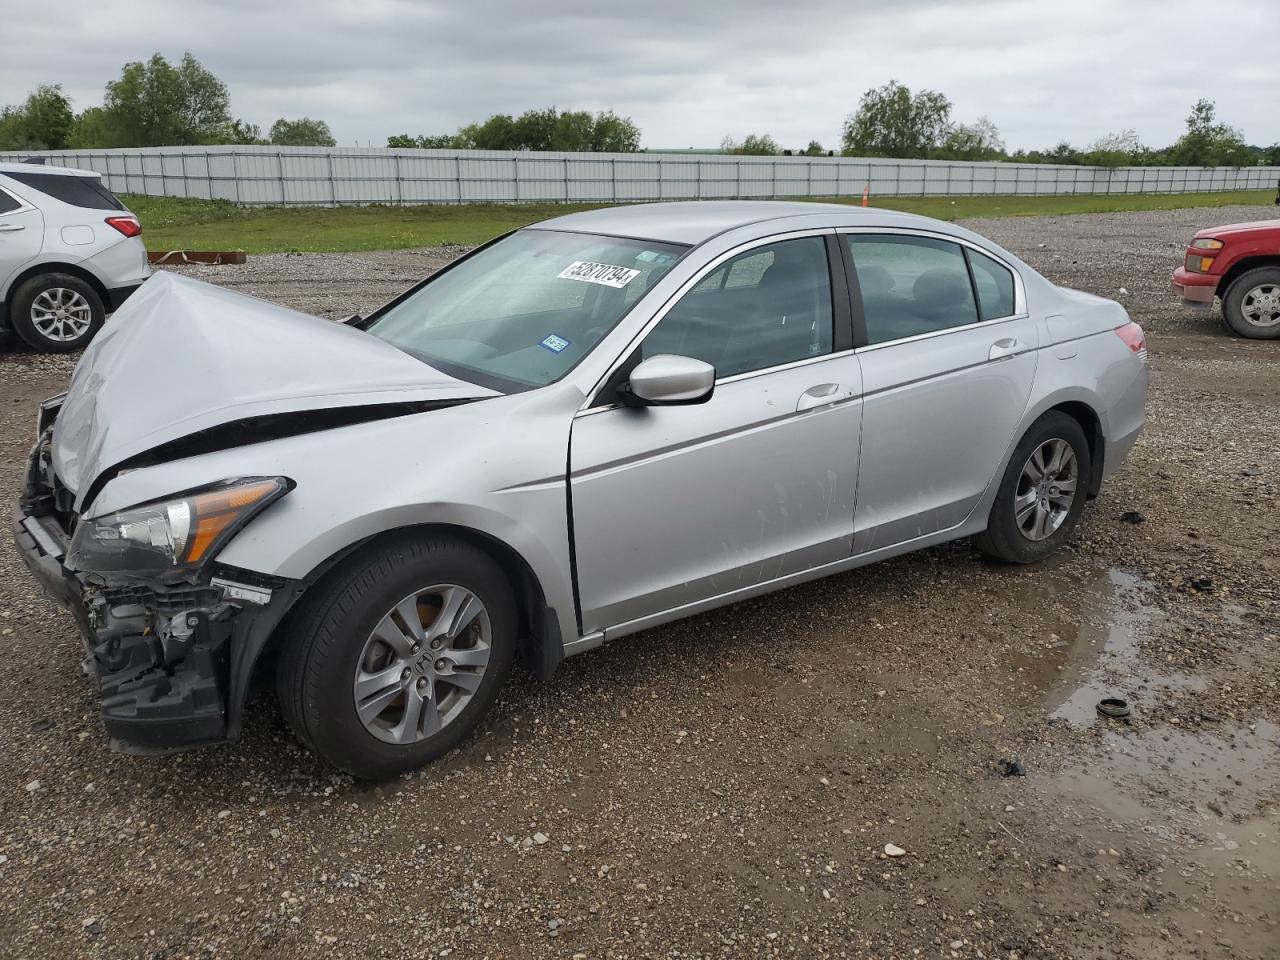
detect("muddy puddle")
(1005, 565), (1210, 725)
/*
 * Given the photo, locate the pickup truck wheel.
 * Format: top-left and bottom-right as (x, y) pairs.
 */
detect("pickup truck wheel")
(277, 534), (516, 779)
(973, 411), (1091, 564)
(10, 273), (105, 353)
(1222, 267), (1280, 339)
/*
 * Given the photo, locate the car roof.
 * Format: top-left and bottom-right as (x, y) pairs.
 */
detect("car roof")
(530, 200), (950, 246)
(0, 161), (100, 178)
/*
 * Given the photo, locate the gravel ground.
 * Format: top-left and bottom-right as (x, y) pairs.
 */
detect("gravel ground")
(0, 205), (1277, 960)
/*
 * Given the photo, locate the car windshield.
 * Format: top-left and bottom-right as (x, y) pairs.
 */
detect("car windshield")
(364, 229), (687, 392)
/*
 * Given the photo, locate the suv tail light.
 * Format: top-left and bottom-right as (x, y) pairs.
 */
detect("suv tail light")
(105, 216), (141, 238)
(1114, 321), (1146, 355)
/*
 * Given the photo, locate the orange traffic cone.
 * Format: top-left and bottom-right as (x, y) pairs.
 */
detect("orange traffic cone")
(861, 183), (870, 207)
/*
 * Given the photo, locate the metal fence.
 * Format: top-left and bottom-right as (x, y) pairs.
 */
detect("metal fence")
(5, 145), (1278, 206)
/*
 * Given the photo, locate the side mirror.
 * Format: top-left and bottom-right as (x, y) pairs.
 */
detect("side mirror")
(621, 354), (716, 406)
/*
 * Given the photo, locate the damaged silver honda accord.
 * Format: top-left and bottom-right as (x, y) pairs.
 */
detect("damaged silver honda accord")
(14, 201), (1147, 778)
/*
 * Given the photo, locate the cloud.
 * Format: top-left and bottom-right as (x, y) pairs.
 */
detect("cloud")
(2, 0), (1276, 151)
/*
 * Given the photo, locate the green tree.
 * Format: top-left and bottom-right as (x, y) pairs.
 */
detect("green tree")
(391, 108), (641, 152)
(1083, 129), (1141, 168)
(511, 107), (559, 150)
(0, 84), (75, 150)
(589, 111), (640, 152)
(841, 80), (952, 158)
(933, 117), (1005, 161)
(1167, 99), (1252, 166)
(801, 140), (827, 157)
(387, 133), (457, 148)
(73, 52), (236, 147)
(269, 117), (335, 146)
(721, 133), (779, 155)
(227, 119), (266, 145)
(552, 110), (595, 151)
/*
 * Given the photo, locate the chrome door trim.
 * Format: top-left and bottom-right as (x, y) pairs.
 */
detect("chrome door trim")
(579, 227), (838, 412)
(853, 312), (1033, 355)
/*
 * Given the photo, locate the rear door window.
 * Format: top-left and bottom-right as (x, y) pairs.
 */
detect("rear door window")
(3, 172), (124, 211)
(846, 235), (978, 345)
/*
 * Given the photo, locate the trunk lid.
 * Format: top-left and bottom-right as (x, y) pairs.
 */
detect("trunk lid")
(52, 272), (497, 503)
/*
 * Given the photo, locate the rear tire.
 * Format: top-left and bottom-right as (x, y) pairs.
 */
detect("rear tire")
(974, 411), (1092, 564)
(9, 273), (105, 353)
(277, 533), (517, 779)
(1221, 267), (1280, 339)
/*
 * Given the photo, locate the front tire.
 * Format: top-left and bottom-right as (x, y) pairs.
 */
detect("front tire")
(1221, 267), (1280, 339)
(277, 534), (517, 779)
(10, 273), (105, 352)
(974, 411), (1091, 564)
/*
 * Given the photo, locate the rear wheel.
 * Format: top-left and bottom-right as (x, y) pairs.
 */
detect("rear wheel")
(1221, 266), (1280, 340)
(277, 534), (517, 779)
(974, 411), (1091, 564)
(10, 273), (105, 352)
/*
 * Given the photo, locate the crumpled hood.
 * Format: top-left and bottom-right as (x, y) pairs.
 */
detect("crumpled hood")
(52, 271), (496, 502)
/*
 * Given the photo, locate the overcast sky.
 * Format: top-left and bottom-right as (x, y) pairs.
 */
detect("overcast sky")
(3, 0), (1277, 151)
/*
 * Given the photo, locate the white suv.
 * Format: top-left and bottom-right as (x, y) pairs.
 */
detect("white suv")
(0, 162), (151, 352)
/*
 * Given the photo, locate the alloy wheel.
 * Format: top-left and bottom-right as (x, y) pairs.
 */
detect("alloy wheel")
(1240, 283), (1280, 328)
(31, 287), (94, 342)
(352, 584), (492, 745)
(1014, 438), (1079, 542)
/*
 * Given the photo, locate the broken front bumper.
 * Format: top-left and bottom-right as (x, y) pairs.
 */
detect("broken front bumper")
(13, 448), (299, 754)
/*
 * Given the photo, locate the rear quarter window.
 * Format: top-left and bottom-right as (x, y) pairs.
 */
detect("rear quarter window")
(3, 172), (124, 211)
(966, 249), (1017, 320)
(0, 188), (21, 215)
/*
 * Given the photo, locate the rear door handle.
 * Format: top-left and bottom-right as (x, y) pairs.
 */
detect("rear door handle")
(988, 337), (1023, 361)
(0, 223), (25, 233)
(796, 382), (845, 412)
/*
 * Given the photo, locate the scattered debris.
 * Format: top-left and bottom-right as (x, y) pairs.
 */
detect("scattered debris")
(1185, 576), (1214, 593)
(884, 843), (907, 858)
(29, 718), (54, 732)
(1242, 465), (1263, 477)
(1120, 511), (1146, 524)
(999, 760), (1026, 778)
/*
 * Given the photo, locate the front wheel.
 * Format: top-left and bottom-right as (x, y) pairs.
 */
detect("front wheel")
(1221, 267), (1280, 339)
(10, 273), (105, 352)
(277, 534), (517, 779)
(974, 411), (1091, 564)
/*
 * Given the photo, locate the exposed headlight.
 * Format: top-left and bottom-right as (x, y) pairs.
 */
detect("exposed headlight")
(1191, 238), (1224, 250)
(66, 477), (291, 577)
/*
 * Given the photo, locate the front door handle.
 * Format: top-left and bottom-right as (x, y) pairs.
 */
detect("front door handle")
(0, 223), (25, 233)
(796, 382), (844, 412)
(989, 337), (1022, 361)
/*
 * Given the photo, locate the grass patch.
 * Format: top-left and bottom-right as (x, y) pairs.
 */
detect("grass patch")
(124, 190), (1277, 255)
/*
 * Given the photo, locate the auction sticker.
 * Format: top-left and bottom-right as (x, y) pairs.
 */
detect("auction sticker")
(557, 260), (640, 288)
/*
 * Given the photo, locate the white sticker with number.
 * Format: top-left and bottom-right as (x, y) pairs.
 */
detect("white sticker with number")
(557, 260), (641, 288)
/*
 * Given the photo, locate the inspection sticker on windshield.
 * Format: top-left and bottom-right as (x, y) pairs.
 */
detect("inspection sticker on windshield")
(540, 334), (571, 354)
(557, 260), (641, 288)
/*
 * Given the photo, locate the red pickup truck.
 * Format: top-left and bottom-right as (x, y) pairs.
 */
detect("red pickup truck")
(1172, 219), (1280, 338)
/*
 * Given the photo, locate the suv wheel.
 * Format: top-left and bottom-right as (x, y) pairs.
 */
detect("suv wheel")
(1221, 266), (1280, 339)
(10, 273), (105, 352)
(974, 411), (1092, 564)
(277, 534), (517, 779)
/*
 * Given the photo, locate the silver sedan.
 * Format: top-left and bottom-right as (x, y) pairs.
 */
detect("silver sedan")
(14, 201), (1147, 777)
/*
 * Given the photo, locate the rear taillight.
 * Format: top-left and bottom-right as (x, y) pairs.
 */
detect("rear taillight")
(1114, 321), (1146, 354)
(105, 216), (141, 238)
